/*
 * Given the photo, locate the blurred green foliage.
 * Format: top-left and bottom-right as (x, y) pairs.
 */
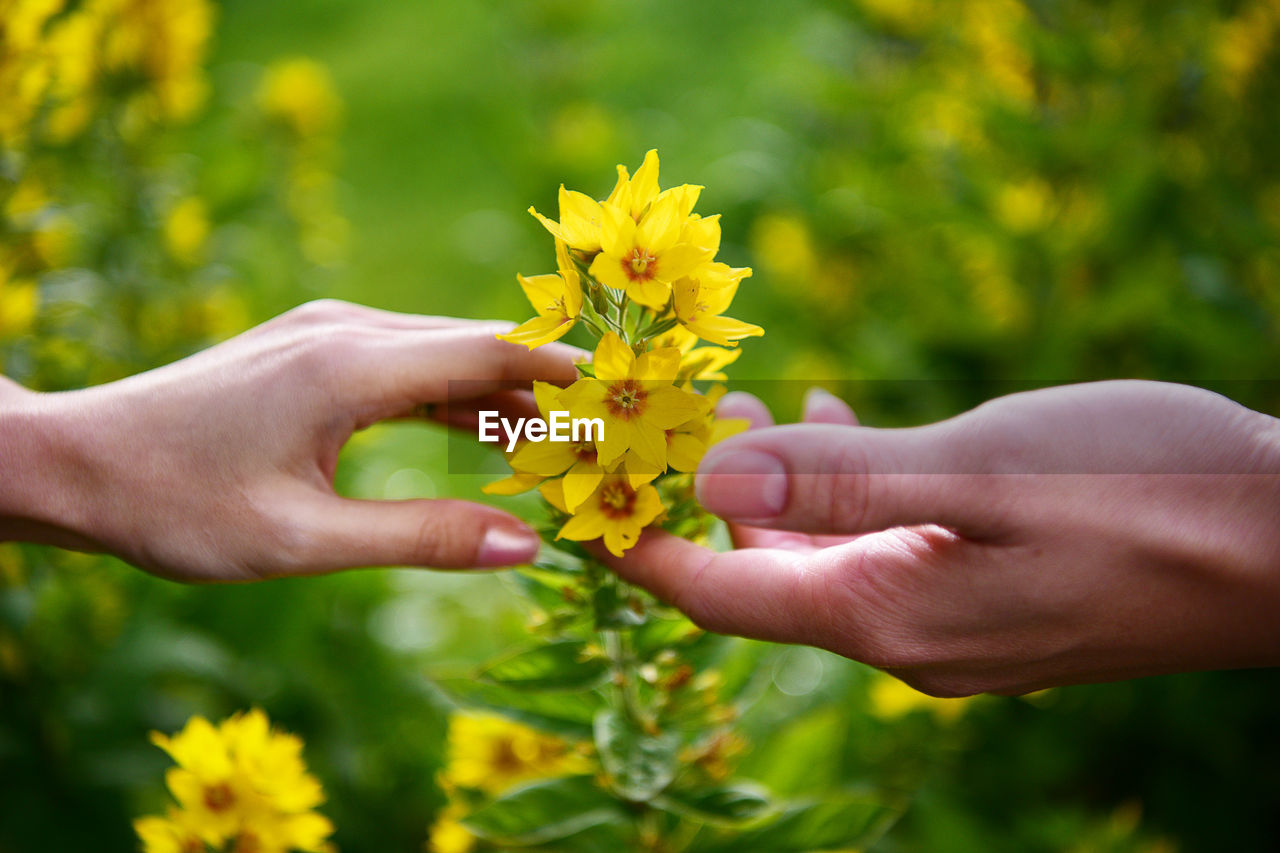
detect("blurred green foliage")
(3, 0), (1280, 851)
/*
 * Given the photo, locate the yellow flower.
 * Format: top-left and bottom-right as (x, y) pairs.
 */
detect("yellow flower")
(604, 148), (663, 221)
(144, 710), (333, 851)
(501, 381), (604, 511)
(867, 673), (972, 722)
(529, 185), (607, 254)
(164, 196), (210, 266)
(258, 58), (342, 138)
(440, 711), (590, 795)
(227, 812), (336, 853)
(653, 327), (742, 382)
(587, 191), (708, 309)
(559, 332), (704, 470)
(427, 801), (477, 853)
(150, 715), (250, 844)
(543, 472), (665, 557)
(219, 708), (325, 814)
(622, 389), (747, 481)
(0, 276), (39, 338)
(672, 275), (763, 347)
(134, 809), (205, 853)
(497, 238), (583, 349)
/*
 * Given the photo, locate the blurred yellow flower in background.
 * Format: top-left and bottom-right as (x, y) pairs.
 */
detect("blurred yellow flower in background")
(164, 197), (211, 266)
(140, 709), (334, 853)
(438, 711), (591, 795)
(867, 673), (972, 723)
(258, 58), (343, 139)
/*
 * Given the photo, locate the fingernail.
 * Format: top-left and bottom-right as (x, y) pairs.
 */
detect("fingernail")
(477, 525), (540, 566)
(696, 449), (788, 518)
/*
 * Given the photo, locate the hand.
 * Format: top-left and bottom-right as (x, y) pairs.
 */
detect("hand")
(602, 381), (1280, 696)
(0, 300), (578, 582)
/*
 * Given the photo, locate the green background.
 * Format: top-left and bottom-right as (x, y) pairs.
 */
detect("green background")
(3, 1), (1280, 851)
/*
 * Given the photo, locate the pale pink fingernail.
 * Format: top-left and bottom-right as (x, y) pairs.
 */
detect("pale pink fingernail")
(476, 525), (540, 566)
(696, 449), (788, 518)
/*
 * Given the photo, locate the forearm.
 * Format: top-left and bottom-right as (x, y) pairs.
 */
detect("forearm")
(0, 379), (101, 552)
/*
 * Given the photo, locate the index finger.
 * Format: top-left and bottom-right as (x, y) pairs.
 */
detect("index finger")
(350, 325), (585, 422)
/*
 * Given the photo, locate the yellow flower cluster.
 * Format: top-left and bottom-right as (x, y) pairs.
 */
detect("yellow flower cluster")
(487, 150), (760, 556)
(135, 710), (335, 853)
(256, 58), (348, 268)
(427, 711), (592, 853)
(0, 0), (214, 150)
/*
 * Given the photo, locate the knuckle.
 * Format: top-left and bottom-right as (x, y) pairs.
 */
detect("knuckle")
(289, 298), (356, 325)
(411, 508), (476, 567)
(804, 439), (873, 530)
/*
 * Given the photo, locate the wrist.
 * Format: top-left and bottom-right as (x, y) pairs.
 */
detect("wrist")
(0, 387), (103, 552)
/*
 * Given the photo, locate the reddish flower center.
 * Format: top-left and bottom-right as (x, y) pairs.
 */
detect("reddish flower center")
(625, 247), (658, 281)
(605, 379), (647, 420)
(234, 831), (261, 853)
(571, 440), (597, 462)
(203, 782), (235, 812)
(599, 482), (638, 519)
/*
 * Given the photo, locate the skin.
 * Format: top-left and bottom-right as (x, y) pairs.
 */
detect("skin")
(0, 299), (578, 582)
(601, 382), (1280, 696)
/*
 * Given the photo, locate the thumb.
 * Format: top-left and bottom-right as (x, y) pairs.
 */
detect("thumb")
(283, 496), (541, 574)
(695, 422), (1002, 536)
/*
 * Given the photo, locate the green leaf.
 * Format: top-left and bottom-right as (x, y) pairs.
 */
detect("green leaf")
(575, 361), (597, 378)
(592, 583), (646, 629)
(655, 782), (774, 827)
(594, 708), (680, 802)
(432, 677), (601, 738)
(689, 794), (900, 853)
(462, 776), (625, 846)
(480, 641), (609, 691)
(739, 706), (848, 796)
(632, 616), (702, 656)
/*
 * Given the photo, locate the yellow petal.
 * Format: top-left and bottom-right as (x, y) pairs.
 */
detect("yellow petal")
(625, 275), (672, 310)
(635, 347), (681, 382)
(497, 314), (573, 349)
(644, 385), (706, 430)
(510, 440), (576, 477)
(681, 212), (720, 254)
(516, 273), (568, 317)
(621, 453), (662, 487)
(602, 523), (638, 557)
(627, 420), (668, 469)
(710, 417), (751, 444)
(592, 332), (634, 381)
(553, 240), (583, 315)
(631, 483), (666, 527)
(628, 149), (660, 219)
(589, 251), (634, 293)
(672, 277), (699, 323)
(558, 510), (609, 543)
(607, 164), (632, 209)
(539, 479), (569, 513)
(558, 187), (603, 251)
(482, 473), (543, 496)
(686, 314), (764, 347)
(528, 206), (565, 241)
(595, 417), (631, 469)
(562, 459), (604, 511)
(532, 380), (561, 416)
(657, 242), (708, 282)
(597, 202), (635, 258)
(667, 432), (707, 472)
(636, 191), (684, 253)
